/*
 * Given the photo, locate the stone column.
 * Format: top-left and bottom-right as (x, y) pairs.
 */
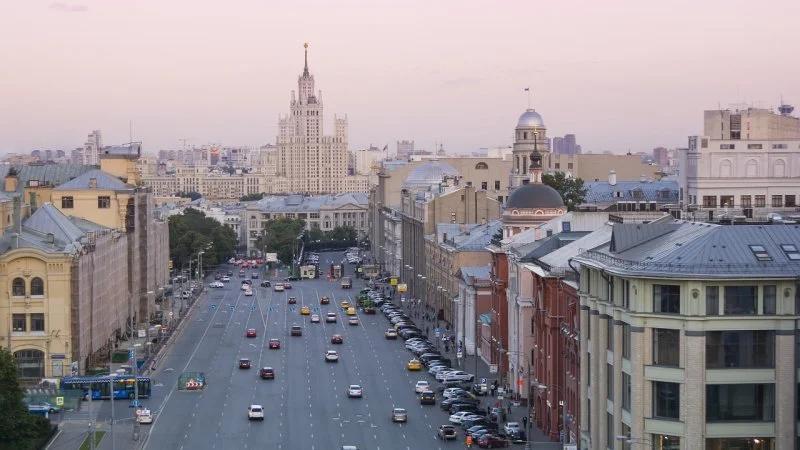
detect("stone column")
(590, 309), (601, 449)
(579, 305), (590, 447)
(775, 331), (796, 448)
(629, 326), (645, 446)
(683, 331), (705, 449)
(613, 319), (623, 450)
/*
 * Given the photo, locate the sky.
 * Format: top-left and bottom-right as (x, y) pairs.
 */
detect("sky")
(1, 0), (799, 156)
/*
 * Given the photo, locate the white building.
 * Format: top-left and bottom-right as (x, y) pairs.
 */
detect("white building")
(680, 105), (800, 221)
(354, 145), (384, 176)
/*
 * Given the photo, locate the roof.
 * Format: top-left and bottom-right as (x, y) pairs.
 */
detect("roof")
(403, 161), (459, 189)
(24, 203), (87, 243)
(460, 265), (491, 284)
(0, 164), (96, 193)
(506, 183), (564, 209)
(537, 225), (613, 272)
(54, 169), (134, 191)
(0, 203), (106, 255)
(575, 221), (800, 279)
(583, 180), (678, 205)
(517, 109), (545, 128)
(519, 231), (590, 262)
(436, 220), (502, 252)
(250, 193), (368, 213)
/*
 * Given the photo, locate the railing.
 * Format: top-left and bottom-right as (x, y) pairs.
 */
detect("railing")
(580, 250), (800, 275)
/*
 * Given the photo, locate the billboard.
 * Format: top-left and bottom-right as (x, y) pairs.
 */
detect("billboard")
(264, 253), (278, 263)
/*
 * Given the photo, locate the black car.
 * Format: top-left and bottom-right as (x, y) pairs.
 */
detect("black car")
(260, 280), (271, 287)
(419, 391), (436, 405)
(419, 353), (443, 363)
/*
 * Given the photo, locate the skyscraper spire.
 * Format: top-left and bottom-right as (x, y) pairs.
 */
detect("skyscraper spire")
(303, 42), (309, 77)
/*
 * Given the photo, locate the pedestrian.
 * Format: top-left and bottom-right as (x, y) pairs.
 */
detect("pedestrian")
(425, 326), (429, 335)
(522, 415), (528, 428)
(465, 435), (473, 448)
(487, 405), (491, 416)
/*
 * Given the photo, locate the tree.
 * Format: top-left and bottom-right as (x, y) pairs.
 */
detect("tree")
(175, 191), (202, 201)
(240, 193), (265, 202)
(168, 208), (237, 269)
(542, 172), (587, 211)
(255, 218), (305, 264)
(0, 348), (51, 448)
(490, 228), (503, 247)
(326, 225), (357, 243)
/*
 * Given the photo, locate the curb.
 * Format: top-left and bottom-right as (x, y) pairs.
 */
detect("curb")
(143, 289), (206, 376)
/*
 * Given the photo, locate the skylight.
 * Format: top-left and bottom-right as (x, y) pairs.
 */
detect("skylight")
(780, 244), (800, 260)
(748, 245), (772, 261)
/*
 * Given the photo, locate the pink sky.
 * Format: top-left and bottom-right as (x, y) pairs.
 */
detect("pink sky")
(1, 0), (798, 155)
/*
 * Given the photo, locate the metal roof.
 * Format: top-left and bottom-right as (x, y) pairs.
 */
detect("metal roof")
(582, 180), (678, 205)
(54, 169), (133, 191)
(460, 265), (491, 283)
(0, 164), (96, 192)
(251, 193), (368, 213)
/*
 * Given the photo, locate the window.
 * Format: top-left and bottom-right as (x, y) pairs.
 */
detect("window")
(787, 195), (797, 207)
(653, 382), (680, 419)
(653, 285), (680, 314)
(755, 195), (766, 207)
(706, 384), (774, 422)
(652, 329), (680, 366)
(780, 244), (800, 260)
(622, 280), (630, 309)
(707, 438), (773, 450)
(61, 196), (74, 209)
(494, 180), (500, 190)
(607, 364), (614, 400)
(763, 285), (776, 315)
(653, 435), (681, 450)
(707, 330), (774, 369)
(719, 144), (736, 149)
(12, 314), (26, 331)
(725, 286), (757, 314)
(622, 373), (631, 412)
(702, 196), (717, 208)
(481, 182), (487, 190)
(771, 195), (783, 208)
(568, 163), (574, 170)
(555, 163), (561, 169)
(13, 349), (44, 379)
(12, 277), (25, 296)
(747, 143), (763, 150)
(475, 162), (489, 170)
(30, 313), (44, 332)
(706, 286), (719, 315)
(98, 196), (111, 208)
(772, 143), (788, 149)
(748, 245), (771, 262)
(30, 277), (44, 296)
(607, 319), (614, 351)
(606, 413), (613, 449)
(719, 195), (734, 207)
(622, 324), (631, 359)
(740, 195), (752, 208)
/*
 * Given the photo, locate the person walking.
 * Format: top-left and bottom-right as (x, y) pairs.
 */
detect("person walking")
(522, 415), (528, 429)
(465, 435), (473, 448)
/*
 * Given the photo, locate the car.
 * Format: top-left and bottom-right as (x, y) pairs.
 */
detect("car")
(448, 411), (475, 425)
(503, 422), (522, 435)
(135, 408), (153, 424)
(419, 391), (436, 405)
(247, 404), (264, 421)
(346, 307), (357, 316)
(442, 387), (468, 398)
(268, 339), (281, 349)
(241, 283), (250, 291)
(437, 425), (457, 440)
(406, 359), (422, 371)
(290, 325), (302, 336)
(442, 370), (474, 383)
(27, 401), (61, 414)
(283, 282), (292, 289)
(221, 276), (231, 282)
(477, 434), (509, 448)
(436, 371), (457, 382)
(384, 329), (398, 339)
(320, 296), (330, 305)
(326, 312), (337, 323)
(310, 314), (320, 323)
(429, 365), (450, 376)
(363, 307), (376, 315)
(260, 280), (271, 287)
(390, 408), (408, 423)
(274, 283), (285, 292)
(259, 367), (275, 379)
(451, 403), (481, 415)
(468, 427), (491, 440)
(340, 300), (351, 309)
(288, 296), (297, 304)
(239, 269), (246, 276)
(414, 380), (430, 393)
(348, 317), (359, 326)
(347, 384), (363, 398)
(331, 334), (343, 344)
(251, 273), (259, 279)
(245, 328), (257, 338)
(209, 281), (223, 288)
(244, 289), (254, 296)
(325, 350), (339, 362)
(300, 306), (311, 315)
(239, 358), (251, 369)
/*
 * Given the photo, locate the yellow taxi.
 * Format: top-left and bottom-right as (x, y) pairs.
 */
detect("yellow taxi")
(300, 306), (311, 315)
(406, 359), (422, 371)
(346, 307), (357, 316)
(340, 300), (351, 310)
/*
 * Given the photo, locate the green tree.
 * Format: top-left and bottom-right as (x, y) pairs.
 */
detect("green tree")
(168, 208), (237, 269)
(542, 172), (587, 211)
(490, 228), (503, 247)
(255, 218), (305, 264)
(175, 191), (202, 201)
(326, 225), (357, 243)
(0, 348), (52, 448)
(240, 193), (264, 202)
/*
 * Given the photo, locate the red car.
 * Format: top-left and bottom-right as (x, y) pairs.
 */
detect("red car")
(259, 367), (275, 379)
(268, 339), (281, 349)
(477, 435), (509, 448)
(331, 334), (343, 344)
(246, 328), (257, 338)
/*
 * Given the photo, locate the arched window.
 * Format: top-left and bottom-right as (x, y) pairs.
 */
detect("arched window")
(12, 277), (25, 297)
(14, 349), (44, 379)
(475, 162), (489, 170)
(719, 160), (733, 177)
(745, 159), (759, 177)
(31, 277), (44, 296)
(773, 160), (786, 177)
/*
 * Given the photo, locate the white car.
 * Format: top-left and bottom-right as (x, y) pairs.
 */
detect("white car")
(347, 384), (363, 398)
(241, 283), (250, 291)
(414, 380), (430, 394)
(209, 281), (223, 288)
(442, 371), (474, 382)
(135, 408), (153, 424)
(435, 370), (457, 382)
(504, 422), (522, 435)
(248, 404), (264, 421)
(326, 313), (337, 323)
(221, 276), (231, 282)
(310, 314), (320, 323)
(273, 284), (285, 292)
(448, 411), (474, 425)
(325, 350), (339, 362)
(442, 388), (467, 399)
(244, 289), (253, 296)
(428, 365), (449, 376)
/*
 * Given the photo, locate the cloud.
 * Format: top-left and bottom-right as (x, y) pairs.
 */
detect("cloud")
(49, 2), (88, 12)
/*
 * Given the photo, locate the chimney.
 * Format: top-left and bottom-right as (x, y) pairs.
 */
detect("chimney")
(640, 174), (646, 182)
(4, 167), (19, 192)
(88, 177), (97, 189)
(608, 170), (617, 186)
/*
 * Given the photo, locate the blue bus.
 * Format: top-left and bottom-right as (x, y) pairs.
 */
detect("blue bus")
(61, 375), (151, 400)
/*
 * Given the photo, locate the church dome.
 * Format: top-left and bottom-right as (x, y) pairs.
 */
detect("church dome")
(506, 183), (564, 209)
(403, 161), (459, 189)
(517, 109), (544, 128)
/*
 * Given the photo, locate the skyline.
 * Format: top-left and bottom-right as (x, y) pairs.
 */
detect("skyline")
(1, 0), (799, 155)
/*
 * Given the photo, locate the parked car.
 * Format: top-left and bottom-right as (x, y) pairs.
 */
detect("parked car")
(437, 424), (457, 440)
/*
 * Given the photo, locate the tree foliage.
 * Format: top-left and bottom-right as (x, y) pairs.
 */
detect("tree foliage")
(254, 218), (305, 265)
(168, 208), (237, 269)
(175, 191), (202, 201)
(542, 172), (587, 211)
(490, 228), (503, 247)
(0, 348), (52, 448)
(240, 193), (265, 202)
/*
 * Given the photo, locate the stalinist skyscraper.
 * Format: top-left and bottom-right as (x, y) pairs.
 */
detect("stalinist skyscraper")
(276, 43), (360, 194)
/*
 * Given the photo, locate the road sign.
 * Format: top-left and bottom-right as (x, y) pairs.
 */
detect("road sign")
(55, 396), (64, 406)
(480, 378), (486, 384)
(456, 351), (463, 358)
(489, 364), (498, 374)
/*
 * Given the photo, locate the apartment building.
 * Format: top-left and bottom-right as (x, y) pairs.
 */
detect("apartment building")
(574, 219), (800, 450)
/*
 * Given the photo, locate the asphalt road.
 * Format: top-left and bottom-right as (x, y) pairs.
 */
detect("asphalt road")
(140, 252), (506, 450)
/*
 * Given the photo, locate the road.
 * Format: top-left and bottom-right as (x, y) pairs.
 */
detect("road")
(140, 252), (519, 450)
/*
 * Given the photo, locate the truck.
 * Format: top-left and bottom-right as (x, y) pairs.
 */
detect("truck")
(340, 277), (352, 289)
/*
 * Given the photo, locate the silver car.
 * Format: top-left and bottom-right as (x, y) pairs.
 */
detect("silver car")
(391, 408), (408, 422)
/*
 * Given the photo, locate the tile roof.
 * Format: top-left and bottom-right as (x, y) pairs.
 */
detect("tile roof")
(54, 169), (133, 191)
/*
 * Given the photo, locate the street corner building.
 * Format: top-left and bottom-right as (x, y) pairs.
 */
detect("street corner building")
(0, 146), (170, 381)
